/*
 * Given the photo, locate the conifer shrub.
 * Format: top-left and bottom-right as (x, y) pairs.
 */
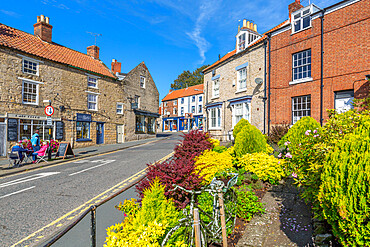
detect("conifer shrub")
(318, 117), (370, 246)
(105, 179), (182, 247)
(238, 152), (286, 184)
(136, 158), (204, 209)
(234, 123), (271, 157)
(174, 130), (213, 161)
(233, 118), (249, 139)
(194, 147), (235, 183)
(278, 116), (321, 151)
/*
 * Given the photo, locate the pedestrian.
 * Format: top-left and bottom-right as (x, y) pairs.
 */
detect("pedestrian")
(31, 130), (40, 152)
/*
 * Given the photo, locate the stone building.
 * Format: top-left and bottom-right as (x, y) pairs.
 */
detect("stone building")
(113, 60), (160, 141)
(203, 20), (267, 141)
(0, 15), (159, 156)
(266, 0), (369, 129)
(161, 84), (204, 132)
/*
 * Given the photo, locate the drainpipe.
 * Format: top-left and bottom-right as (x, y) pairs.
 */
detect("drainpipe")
(320, 9), (325, 126)
(267, 33), (271, 136)
(205, 80), (209, 132)
(263, 39), (267, 134)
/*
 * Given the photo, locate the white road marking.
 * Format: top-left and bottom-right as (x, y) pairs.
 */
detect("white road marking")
(0, 186), (36, 199)
(73, 160), (89, 164)
(68, 160), (116, 176)
(0, 172), (60, 189)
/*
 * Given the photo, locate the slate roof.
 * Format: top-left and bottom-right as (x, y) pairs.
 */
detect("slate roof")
(0, 23), (115, 78)
(162, 84), (204, 102)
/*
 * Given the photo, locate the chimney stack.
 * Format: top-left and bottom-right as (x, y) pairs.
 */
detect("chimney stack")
(111, 59), (121, 74)
(289, 0), (303, 21)
(34, 15), (53, 43)
(87, 45), (100, 59)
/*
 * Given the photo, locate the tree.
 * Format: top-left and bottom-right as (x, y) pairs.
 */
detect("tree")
(171, 64), (209, 89)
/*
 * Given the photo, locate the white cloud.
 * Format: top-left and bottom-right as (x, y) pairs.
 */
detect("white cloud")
(0, 9), (20, 18)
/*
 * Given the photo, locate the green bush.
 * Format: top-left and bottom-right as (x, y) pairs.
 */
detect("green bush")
(213, 145), (227, 153)
(233, 118), (249, 139)
(233, 185), (265, 221)
(234, 123), (271, 157)
(105, 179), (182, 246)
(278, 116), (321, 151)
(318, 117), (370, 246)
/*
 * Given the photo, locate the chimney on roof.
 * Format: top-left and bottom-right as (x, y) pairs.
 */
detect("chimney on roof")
(87, 45), (100, 59)
(111, 59), (121, 74)
(289, 0), (303, 21)
(241, 19), (257, 32)
(34, 15), (53, 43)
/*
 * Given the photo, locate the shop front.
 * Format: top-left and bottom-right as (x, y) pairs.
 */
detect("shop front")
(134, 109), (160, 134)
(163, 118), (178, 132)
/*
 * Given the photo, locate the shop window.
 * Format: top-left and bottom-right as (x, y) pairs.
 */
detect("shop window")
(76, 121), (90, 140)
(136, 115), (145, 133)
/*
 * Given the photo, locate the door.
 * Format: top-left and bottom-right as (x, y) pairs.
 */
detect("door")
(96, 123), (104, 144)
(0, 123), (6, 156)
(117, 125), (124, 143)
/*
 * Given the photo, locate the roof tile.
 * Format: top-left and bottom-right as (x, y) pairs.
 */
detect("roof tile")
(162, 84), (204, 102)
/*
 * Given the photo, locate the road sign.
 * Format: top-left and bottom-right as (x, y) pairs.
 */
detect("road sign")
(47, 116), (52, 126)
(44, 105), (54, 116)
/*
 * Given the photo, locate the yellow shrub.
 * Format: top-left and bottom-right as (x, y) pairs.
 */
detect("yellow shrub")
(238, 153), (285, 184)
(208, 138), (220, 148)
(194, 148), (235, 183)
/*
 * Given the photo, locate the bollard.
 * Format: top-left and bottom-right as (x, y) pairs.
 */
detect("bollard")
(90, 206), (96, 247)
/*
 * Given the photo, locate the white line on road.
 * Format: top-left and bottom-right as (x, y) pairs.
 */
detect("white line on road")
(73, 160), (89, 164)
(68, 160), (116, 176)
(0, 172), (60, 189)
(0, 186), (36, 199)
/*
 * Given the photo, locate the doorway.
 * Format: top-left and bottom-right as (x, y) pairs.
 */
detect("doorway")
(96, 123), (104, 144)
(0, 122), (6, 156)
(117, 125), (124, 143)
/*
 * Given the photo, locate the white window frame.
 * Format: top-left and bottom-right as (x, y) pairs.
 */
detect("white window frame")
(140, 76), (146, 88)
(237, 67), (247, 92)
(181, 107), (184, 116)
(292, 95), (311, 124)
(198, 105), (202, 113)
(212, 79), (220, 98)
(209, 107), (222, 130)
(86, 92), (99, 111)
(173, 108), (177, 115)
(22, 79), (42, 105)
(292, 5), (312, 34)
(116, 102), (124, 115)
(291, 49), (312, 84)
(22, 58), (39, 76)
(231, 102), (251, 128)
(237, 33), (246, 52)
(87, 76), (98, 88)
(192, 96), (196, 102)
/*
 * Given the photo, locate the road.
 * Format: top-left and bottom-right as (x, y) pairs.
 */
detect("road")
(0, 133), (181, 247)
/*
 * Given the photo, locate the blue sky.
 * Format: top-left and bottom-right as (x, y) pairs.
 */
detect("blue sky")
(0, 0), (338, 101)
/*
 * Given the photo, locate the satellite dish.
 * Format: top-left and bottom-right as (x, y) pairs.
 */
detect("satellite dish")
(255, 78), (263, 85)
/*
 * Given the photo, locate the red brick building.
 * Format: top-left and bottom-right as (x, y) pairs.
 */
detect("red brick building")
(266, 0), (369, 129)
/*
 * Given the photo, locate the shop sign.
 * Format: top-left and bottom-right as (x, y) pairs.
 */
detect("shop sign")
(8, 113), (45, 120)
(76, 113), (92, 122)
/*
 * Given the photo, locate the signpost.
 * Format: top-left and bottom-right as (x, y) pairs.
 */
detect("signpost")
(44, 105), (54, 160)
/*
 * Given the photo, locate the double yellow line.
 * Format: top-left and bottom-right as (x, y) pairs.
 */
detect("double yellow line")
(11, 151), (174, 247)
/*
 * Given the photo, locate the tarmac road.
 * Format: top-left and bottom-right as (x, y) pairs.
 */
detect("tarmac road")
(0, 133), (181, 247)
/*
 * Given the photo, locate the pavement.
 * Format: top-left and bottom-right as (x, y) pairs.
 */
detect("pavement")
(237, 178), (314, 247)
(0, 133), (171, 178)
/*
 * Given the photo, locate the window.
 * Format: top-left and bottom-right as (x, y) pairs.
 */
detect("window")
(335, 90), (354, 113)
(164, 102), (167, 107)
(192, 96), (195, 102)
(191, 106), (195, 113)
(292, 6), (311, 33)
(181, 98), (184, 104)
(213, 79), (220, 98)
(133, 95), (140, 109)
(292, 95), (311, 124)
(238, 33), (246, 51)
(22, 80), (39, 105)
(23, 59), (38, 75)
(88, 76), (98, 88)
(209, 107), (221, 129)
(181, 107), (184, 116)
(136, 115), (145, 132)
(140, 76), (146, 88)
(173, 108), (177, 115)
(76, 121), (90, 140)
(198, 105), (202, 113)
(147, 117), (155, 133)
(88, 93), (98, 111)
(293, 50), (311, 81)
(174, 100), (177, 106)
(199, 96), (202, 102)
(116, 103), (124, 114)
(237, 68), (247, 91)
(232, 102), (250, 128)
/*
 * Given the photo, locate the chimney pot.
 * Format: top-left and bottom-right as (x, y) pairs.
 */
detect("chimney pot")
(111, 59), (121, 74)
(243, 19), (247, 27)
(247, 21), (250, 29)
(254, 24), (257, 32)
(289, 0), (303, 21)
(34, 15), (53, 43)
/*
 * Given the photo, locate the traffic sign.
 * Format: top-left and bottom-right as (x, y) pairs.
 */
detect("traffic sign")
(44, 105), (54, 116)
(47, 116), (52, 126)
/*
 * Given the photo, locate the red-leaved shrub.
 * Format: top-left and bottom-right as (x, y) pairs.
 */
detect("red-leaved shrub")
(174, 130), (213, 161)
(136, 158), (204, 208)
